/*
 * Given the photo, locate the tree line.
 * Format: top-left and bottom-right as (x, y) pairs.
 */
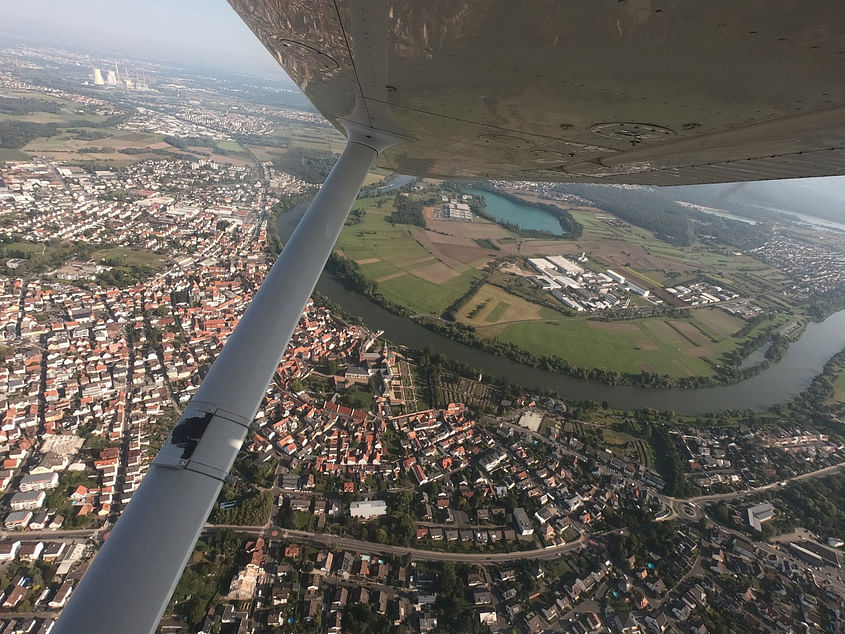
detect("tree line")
(0, 120), (58, 149)
(163, 135), (217, 150)
(0, 96), (61, 115)
(271, 147), (337, 183)
(471, 181), (583, 238)
(552, 182), (770, 249)
(387, 194), (426, 227)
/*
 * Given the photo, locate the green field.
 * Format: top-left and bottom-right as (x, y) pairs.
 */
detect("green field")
(495, 318), (715, 377)
(334, 188), (804, 379)
(491, 308), (790, 378)
(0, 110), (108, 125)
(486, 301), (510, 323)
(269, 124), (346, 153)
(335, 197), (483, 315)
(832, 372), (845, 404)
(0, 148), (29, 161)
(457, 283), (560, 327)
(487, 307), (782, 378)
(216, 140), (245, 152)
(92, 247), (165, 269)
(0, 241), (51, 257)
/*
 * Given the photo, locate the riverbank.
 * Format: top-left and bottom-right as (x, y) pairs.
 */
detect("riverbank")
(277, 199), (845, 414)
(326, 249), (828, 390)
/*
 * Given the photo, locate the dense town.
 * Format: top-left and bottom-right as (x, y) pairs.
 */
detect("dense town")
(0, 154), (842, 633)
(0, 45), (844, 634)
(495, 180), (845, 307)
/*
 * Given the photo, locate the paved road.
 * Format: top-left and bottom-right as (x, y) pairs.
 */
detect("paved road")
(0, 529), (101, 542)
(680, 460), (845, 506)
(0, 611), (57, 621)
(207, 524), (609, 563)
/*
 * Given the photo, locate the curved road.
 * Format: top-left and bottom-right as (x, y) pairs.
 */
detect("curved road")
(205, 524), (623, 563)
(685, 460), (845, 505)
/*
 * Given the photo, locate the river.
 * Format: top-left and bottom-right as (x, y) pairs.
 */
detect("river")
(374, 173), (416, 192)
(278, 200), (845, 415)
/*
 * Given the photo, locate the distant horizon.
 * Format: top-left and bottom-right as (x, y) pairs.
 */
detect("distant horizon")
(1, 31), (296, 88)
(1, 1), (292, 83)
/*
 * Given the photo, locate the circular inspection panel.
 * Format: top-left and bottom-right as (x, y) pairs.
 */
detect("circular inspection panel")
(590, 122), (675, 143)
(271, 38), (340, 71)
(477, 134), (537, 150)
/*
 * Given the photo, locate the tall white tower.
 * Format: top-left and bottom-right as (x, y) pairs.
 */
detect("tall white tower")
(93, 68), (105, 85)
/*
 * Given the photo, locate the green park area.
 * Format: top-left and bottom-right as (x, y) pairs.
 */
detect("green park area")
(832, 371), (845, 404)
(92, 247), (166, 270)
(490, 310), (749, 378)
(89, 247), (166, 287)
(335, 196), (484, 315)
(332, 186), (807, 381)
(0, 239), (88, 272)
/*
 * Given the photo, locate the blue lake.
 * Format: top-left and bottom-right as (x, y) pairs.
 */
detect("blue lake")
(461, 187), (566, 235)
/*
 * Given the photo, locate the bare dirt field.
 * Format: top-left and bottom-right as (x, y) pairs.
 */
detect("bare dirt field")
(499, 263), (534, 277)
(459, 284), (549, 328)
(416, 229), (496, 268)
(426, 218), (511, 240)
(411, 261), (461, 284)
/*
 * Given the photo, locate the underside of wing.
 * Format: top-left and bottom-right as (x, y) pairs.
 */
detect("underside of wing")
(230, 0), (845, 185)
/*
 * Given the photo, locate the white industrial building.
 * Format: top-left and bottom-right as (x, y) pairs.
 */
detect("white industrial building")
(546, 255), (584, 276)
(627, 283), (650, 297)
(350, 499), (388, 519)
(552, 290), (585, 312)
(606, 269), (626, 284)
(441, 199), (473, 221)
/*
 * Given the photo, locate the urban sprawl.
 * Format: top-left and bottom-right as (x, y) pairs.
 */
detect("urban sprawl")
(0, 46), (844, 634)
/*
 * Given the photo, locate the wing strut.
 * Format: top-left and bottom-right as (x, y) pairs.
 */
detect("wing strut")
(54, 124), (403, 634)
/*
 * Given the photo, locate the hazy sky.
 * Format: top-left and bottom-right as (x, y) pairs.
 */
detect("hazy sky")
(2, 0), (292, 81)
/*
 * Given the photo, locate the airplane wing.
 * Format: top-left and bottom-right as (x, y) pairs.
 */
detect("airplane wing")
(231, 0), (845, 185)
(54, 3), (845, 633)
